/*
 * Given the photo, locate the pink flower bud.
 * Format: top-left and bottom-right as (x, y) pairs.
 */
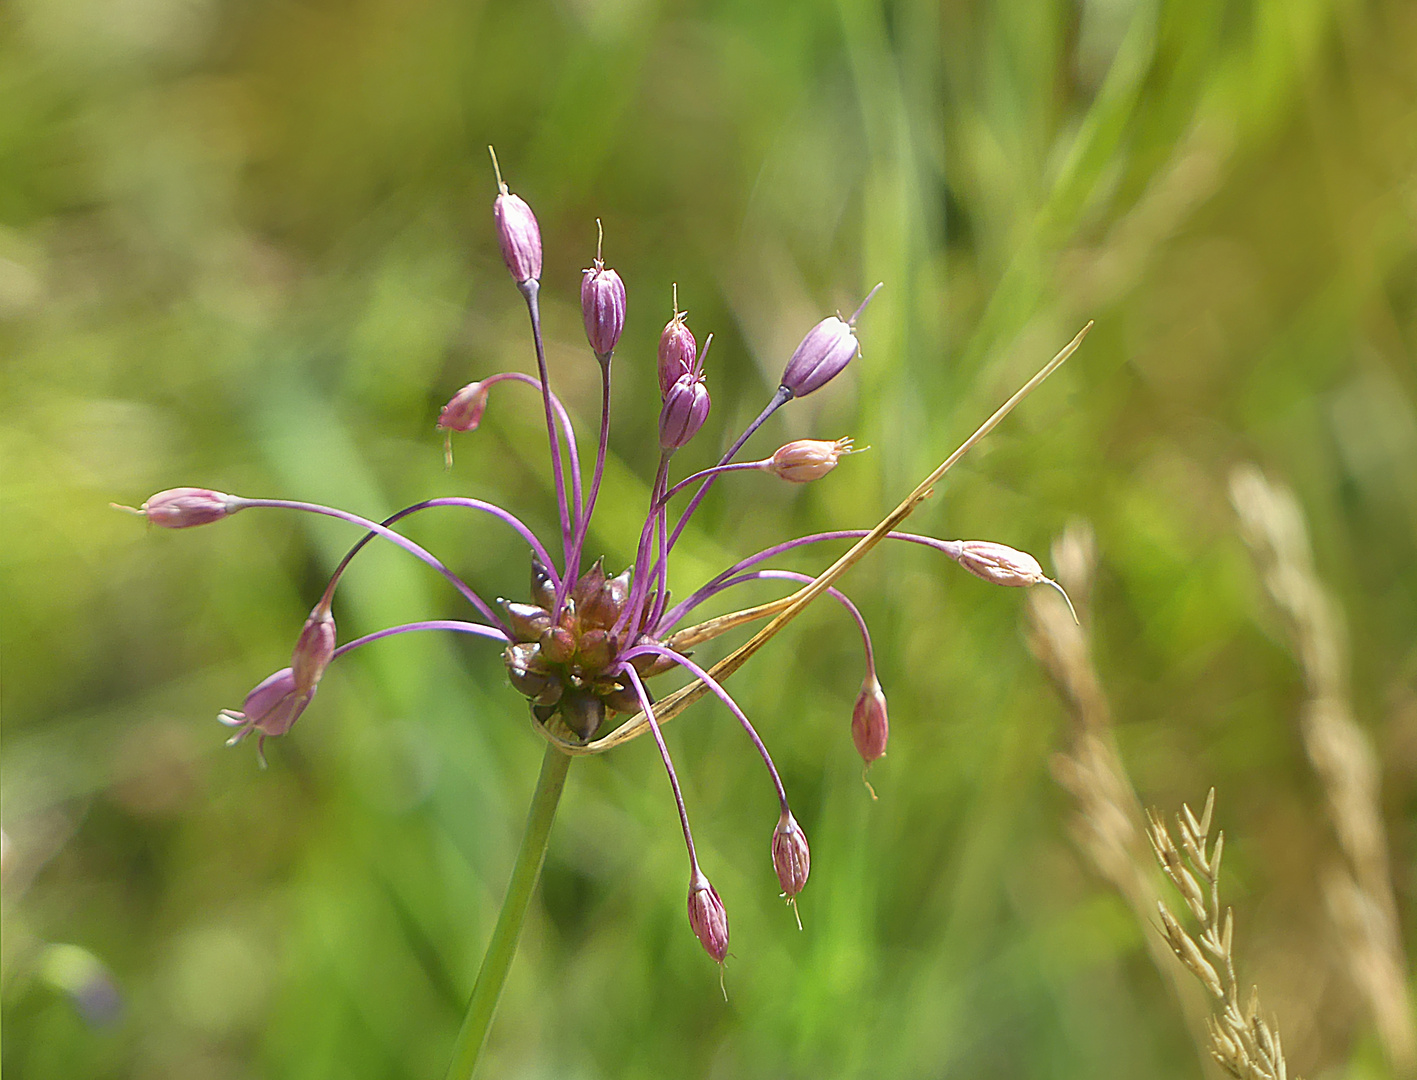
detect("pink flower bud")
(658, 307), (697, 397)
(658, 372), (711, 452)
(687, 870), (729, 963)
(771, 811), (811, 901)
(851, 676), (889, 766)
(129, 488), (241, 528)
(780, 317), (858, 398)
(218, 667), (315, 747)
(581, 260), (626, 359)
(291, 602), (335, 694)
(493, 190), (541, 285)
(778, 285), (881, 398)
(763, 438), (855, 483)
(436, 381), (490, 433)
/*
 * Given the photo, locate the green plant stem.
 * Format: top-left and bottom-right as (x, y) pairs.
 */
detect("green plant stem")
(444, 744), (572, 1080)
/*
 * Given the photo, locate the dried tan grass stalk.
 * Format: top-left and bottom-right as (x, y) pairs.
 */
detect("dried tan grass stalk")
(1149, 792), (1299, 1080)
(1230, 465), (1415, 1077)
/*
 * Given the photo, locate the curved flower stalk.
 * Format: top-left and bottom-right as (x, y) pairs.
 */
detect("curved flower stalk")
(120, 149), (1092, 1077)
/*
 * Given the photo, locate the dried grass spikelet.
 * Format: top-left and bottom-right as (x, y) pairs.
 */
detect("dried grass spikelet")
(1149, 792), (1299, 1080)
(1230, 465), (1415, 1077)
(1026, 522), (1214, 1060)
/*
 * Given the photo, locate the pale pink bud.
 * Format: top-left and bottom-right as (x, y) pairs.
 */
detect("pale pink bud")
(945, 540), (1078, 621)
(291, 602), (336, 694)
(658, 307), (697, 397)
(659, 372), (711, 451)
(218, 667), (315, 746)
(687, 870), (729, 963)
(851, 676), (889, 765)
(581, 248), (626, 359)
(948, 540), (1049, 587)
(127, 488), (241, 529)
(763, 437), (855, 483)
(436, 381), (490, 433)
(771, 811), (811, 901)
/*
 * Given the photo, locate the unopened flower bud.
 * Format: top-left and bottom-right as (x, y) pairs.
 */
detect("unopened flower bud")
(778, 285), (881, 398)
(945, 539), (1079, 621)
(559, 689), (606, 742)
(218, 667), (315, 749)
(658, 306), (697, 397)
(780, 317), (858, 399)
(851, 675), (889, 766)
(126, 488), (241, 529)
(493, 190), (541, 285)
(436, 381), (490, 433)
(291, 602), (336, 694)
(579, 566), (631, 630)
(687, 870), (729, 963)
(581, 252), (626, 359)
(771, 811), (811, 902)
(659, 372), (711, 451)
(764, 438), (856, 483)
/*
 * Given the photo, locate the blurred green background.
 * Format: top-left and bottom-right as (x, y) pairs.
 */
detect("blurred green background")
(3, 0), (1416, 1076)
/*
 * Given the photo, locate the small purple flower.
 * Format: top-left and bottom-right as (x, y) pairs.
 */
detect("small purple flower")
(778, 284), (882, 398)
(771, 811), (811, 905)
(489, 147), (542, 285)
(687, 870), (729, 964)
(581, 224), (626, 360)
(851, 676), (889, 767)
(218, 667), (315, 762)
(657, 297), (697, 398)
(437, 381), (490, 434)
(659, 371), (711, 451)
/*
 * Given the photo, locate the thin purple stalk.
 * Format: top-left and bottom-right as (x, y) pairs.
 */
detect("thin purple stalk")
(655, 529), (949, 634)
(332, 620), (509, 660)
(555, 359), (613, 615)
(699, 568), (876, 674)
(481, 372), (582, 524)
(667, 385), (791, 552)
(621, 642), (789, 813)
(619, 663), (701, 873)
(612, 455), (672, 645)
(324, 498), (559, 602)
(657, 461), (764, 510)
(519, 282), (576, 570)
(234, 498), (505, 631)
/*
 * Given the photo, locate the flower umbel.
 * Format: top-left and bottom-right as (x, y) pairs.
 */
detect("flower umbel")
(127, 151), (1091, 1029)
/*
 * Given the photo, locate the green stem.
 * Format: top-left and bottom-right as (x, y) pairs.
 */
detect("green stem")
(444, 745), (572, 1080)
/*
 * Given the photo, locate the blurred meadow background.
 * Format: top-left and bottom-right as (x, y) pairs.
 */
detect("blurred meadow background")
(4, 0), (1417, 1076)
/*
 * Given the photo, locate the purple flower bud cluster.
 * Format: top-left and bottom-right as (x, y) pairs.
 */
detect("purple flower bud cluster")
(126, 148), (1075, 974)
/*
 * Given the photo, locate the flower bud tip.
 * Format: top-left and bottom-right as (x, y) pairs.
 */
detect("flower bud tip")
(771, 811), (811, 927)
(764, 437), (857, 483)
(851, 676), (889, 769)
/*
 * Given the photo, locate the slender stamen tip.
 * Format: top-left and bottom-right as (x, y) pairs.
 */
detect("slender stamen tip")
(595, 218), (604, 264)
(1045, 577), (1080, 625)
(110, 502), (141, 516)
(487, 145), (508, 195)
(847, 282), (884, 326)
(862, 766), (879, 801)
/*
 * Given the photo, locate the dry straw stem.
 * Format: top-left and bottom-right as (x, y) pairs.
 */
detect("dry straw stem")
(533, 321), (1094, 757)
(1026, 523), (1214, 1059)
(1149, 792), (1299, 1080)
(1230, 465), (1415, 1077)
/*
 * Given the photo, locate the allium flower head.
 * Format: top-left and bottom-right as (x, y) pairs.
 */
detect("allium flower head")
(128, 151), (1090, 973)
